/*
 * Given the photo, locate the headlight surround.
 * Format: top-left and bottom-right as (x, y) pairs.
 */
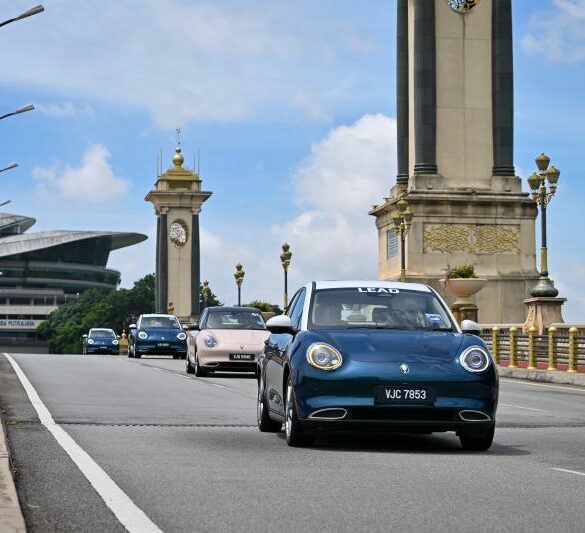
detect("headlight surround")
(459, 346), (490, 373)
(138, 331), (148, 340)
(112, 339), (119, 345)
(177, 332), (187, 341)
(203, 334), (217, 348)
(307, 343), (343, 371)
(87, 339), (95, 345)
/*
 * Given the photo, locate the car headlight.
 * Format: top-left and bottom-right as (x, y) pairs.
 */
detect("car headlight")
(87, 339), (95, 345)
(203, 334), (217, 348)
(177, 332), (187, 341)
(112, 339), (119, 345)
(138, 331), (148, 340)
(460, 346), (490, 373)
(307, 343), (342, 371)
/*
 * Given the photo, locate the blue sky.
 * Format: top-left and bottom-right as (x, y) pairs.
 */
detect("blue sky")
(1, 0), (584, 321)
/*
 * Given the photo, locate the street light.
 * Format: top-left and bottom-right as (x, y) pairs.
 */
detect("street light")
(527, 153), (561, 297)
(0, 5), (44, 28)
(0, 104), (35, 122)
(0, 200), (12, 208)
(391, 198), (414, 282)
(234, 263), (245, 306)
(0, 163), (17, 173)
(280, 243), (292, 310)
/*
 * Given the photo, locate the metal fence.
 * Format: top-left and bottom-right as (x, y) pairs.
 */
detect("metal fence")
(479, 325), (585, 372)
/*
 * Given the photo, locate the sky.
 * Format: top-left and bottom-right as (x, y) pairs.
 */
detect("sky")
(1, 0), (585, 321)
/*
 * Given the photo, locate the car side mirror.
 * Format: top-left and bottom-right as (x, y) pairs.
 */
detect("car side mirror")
(266, 315), (295, 335)
(461, 320), (481, 335)
(129, 324), (136, 330)
(82, 334), (88, 338)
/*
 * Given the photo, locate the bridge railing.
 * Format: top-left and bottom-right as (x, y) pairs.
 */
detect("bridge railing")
(479, 324), (585, 372)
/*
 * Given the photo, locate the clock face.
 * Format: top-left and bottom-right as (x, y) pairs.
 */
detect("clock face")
(169, 220), (188, 247)
(447, 0), (480, 13)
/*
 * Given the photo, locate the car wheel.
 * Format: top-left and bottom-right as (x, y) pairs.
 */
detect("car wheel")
(194, 353), (208, 377)
(257, 374), (282, 433)
(186, 354), (195, 374)
(459, 426), (495, 451)
(173, 354), (179, 360)
(284, 375), (313, 447)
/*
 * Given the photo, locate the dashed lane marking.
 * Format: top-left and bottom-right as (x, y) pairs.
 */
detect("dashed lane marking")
(3, 353), (163, 533)
(551, 467), (585, 477)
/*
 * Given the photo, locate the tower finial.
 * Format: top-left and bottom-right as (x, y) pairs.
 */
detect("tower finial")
(173, 127), (184, 167)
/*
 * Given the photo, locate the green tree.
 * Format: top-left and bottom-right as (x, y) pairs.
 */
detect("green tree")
(199, 282), (222, 311)
(37, 274), (156, 354)
(243, 300), (283, 316)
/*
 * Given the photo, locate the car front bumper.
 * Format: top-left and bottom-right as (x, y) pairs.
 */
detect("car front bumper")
(135, 341), (186, 355)
(86, 345), (119, 354)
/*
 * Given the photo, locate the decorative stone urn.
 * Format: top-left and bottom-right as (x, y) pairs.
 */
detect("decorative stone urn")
(440, 278), (487, 323)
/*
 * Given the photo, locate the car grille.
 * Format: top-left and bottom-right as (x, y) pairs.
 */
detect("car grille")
(349, 407), (457, 422)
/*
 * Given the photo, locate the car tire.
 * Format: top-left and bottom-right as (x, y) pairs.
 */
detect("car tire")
(194, 353), (208, 377)
(135, 351), (142, 359)
(284, 375), (313, 447)
(257, 374), (282, 433)
(459, 426), (495, 451)
(173, 354), (179, 360)
(186, 354), (195, 374)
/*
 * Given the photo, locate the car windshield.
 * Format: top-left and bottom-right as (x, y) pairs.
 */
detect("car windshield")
(89, 329), (115, 338)
(140, 316), (180, 329)
(309, 287), (455, 331)
(205, 311), (265, 330)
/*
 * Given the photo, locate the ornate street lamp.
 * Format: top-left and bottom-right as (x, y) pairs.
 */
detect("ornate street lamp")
(234, 263), (245, 306)
(391, 199), (414, 282)
(280, 243), (292, 309)
(527, 153), (561, 297)
(0, 5), (44, 29)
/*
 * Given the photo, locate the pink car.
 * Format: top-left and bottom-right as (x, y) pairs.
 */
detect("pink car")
(186, 307), (269, 376)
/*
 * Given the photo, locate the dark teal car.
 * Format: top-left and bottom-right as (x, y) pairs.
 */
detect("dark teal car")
(82, 328), (120, 355)
(128, 314), (187, 359)
(257, 281), (498, 450)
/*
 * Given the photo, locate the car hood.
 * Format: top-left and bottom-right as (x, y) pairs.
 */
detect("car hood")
(205, 329), (268, 344)
(140, 328), (182, 340)
(315, 329), (464, 364)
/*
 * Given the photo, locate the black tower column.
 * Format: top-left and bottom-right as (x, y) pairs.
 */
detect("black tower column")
(159, 212), (168, 313)
(413, 0), (437, 175)
(396, 0), (409, 185)
(492, 0), (515, 176)
(191, 214), (201, 318)
(155, 215), (161, 312)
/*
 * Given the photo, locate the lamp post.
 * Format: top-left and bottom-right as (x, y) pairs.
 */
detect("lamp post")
(234, 263), (245, 306)
(0, 104), (34, 122)
(0, 5), (44, 28)
(527, 153), (561, 297)
(280, 243), (292, 309)
(0, 163), (17, 174)
(391, 199), (414, 282)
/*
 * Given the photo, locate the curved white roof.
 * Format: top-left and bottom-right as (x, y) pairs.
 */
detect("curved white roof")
(0, 230), (147, 258)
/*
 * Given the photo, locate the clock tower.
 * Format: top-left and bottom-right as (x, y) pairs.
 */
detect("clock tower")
(371, 0), (539, 323)
(145, 144), (212, 322)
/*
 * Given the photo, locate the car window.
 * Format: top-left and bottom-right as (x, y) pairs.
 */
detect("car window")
(286, 291), (301, 317)
(140, 316), (181, 329)
(289, 289), (306, 330)
(89, 329), (115, 338)
(205, 310), (265, 330)
(308, 288), (454, 331)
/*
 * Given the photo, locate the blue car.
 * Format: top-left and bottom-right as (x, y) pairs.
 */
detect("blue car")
(128, 313), (187, 360)
(257, 281), (498, 450)
(82, 328), (120, 355)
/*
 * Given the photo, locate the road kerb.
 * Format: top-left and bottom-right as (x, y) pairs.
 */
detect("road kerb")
(498, 366), (585, 387)
(0, 416), (27, 533)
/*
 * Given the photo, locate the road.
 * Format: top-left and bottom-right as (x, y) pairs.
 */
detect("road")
(1, 352), (585, 532)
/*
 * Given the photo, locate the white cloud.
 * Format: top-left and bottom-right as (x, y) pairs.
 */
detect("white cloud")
(33, 144), (131, 202)
(1, 1), (375, 128)
(522, 0), (585, 62)
(35, 101), (93, 118)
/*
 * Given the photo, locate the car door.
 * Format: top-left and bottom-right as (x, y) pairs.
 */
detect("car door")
(266, 288), (305, 416)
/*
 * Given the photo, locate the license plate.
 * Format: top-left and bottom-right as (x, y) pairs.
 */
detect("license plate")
(374, 386), (436, 404)
(229, 353), (254, 361)
(157, 342), (170, 347)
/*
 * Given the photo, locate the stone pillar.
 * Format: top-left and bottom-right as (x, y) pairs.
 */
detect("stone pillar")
(523, 297), (567, 335)
(159, 211), (168, 313)
(191, 213), (200, 318)
(155, 214), (161, 312)
(413, 0), (437, 175)
(492, 0), (515, 176)
(396, 0), (409, 186)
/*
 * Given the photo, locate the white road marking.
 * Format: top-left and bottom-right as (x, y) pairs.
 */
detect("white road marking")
(551, 467), (585, 477)
(211, 383), (230, 390)
(3, 353), (162, 533)
(501, 379), (585, 394)
(499, 403), (550, 413)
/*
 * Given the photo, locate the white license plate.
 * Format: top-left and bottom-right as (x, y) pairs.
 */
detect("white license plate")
(229, 354), (254, 361)
(374, 386), (436, 404)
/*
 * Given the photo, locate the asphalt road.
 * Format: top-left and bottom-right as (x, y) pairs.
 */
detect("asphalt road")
(1, 352), (585, 533)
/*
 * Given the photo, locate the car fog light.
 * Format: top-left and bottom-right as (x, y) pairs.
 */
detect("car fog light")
(460, 346), (490, 373)
(307, 343), (342, 371)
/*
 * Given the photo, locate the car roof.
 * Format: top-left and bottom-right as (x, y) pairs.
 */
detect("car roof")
(207, 306), (261, 313)
(140, 314), (177, 318)
(312, 280), (432, 293)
